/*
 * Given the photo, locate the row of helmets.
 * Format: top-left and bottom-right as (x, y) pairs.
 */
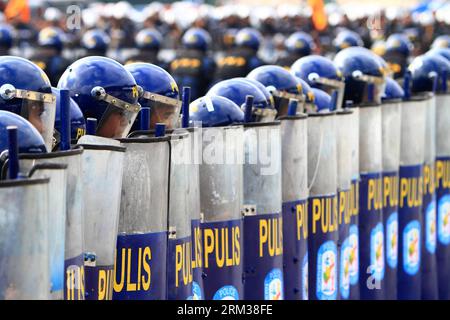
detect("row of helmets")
(0, 43), (449, 300)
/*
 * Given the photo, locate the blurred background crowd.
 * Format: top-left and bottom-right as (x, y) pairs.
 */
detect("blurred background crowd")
(0, 0), (448, 95)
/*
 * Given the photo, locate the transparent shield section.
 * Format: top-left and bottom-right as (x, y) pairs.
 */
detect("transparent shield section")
(169, 134), (191, 238)
(19, 150), (85, 283)
(307, 113), (338, 196)
(0, 179), (50, 300)
(400, 99), (427, 166)
(147, 99), (181, 130)
(336, 111), (354, 190)
(243, 123), (282, 215)
(425, 95), (437, 165)
(29, 166), (67, 300)
(119, 140), (170, 234)
(281, 117), (308, 202)
(348, 108), (360, 179)
(436, 94), (450, 157)
(97, 104), (139, 139)
(359, 106), (382, 173)
(81, 144), (125, 267)
(382, 102), (402, 172)
(199, 126), (244, 222)
(186, 130), (201, 221)
(21, 99), (56, 152)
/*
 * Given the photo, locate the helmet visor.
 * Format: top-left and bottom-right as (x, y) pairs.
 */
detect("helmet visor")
(269, 89), (306, 116)
(308, 74), (345, 110)
(141, 91), (181, 129)
(0, 85), (58, 152)
(90, 86), (141, 138)
(351, 71), (386, 105)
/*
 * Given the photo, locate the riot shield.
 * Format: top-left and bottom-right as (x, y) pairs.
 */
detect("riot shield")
(421, 94), (439, 300)
(307, 112), (339, 300)
(336, 109), (354, 300)
(113, 135), (170, 300)
(27, 164), (68, 300)
(199, 125), (244, 300)
(77, 135), (126, 300)
(435, 93), (450, 300)
(182, 127), (204, 300)
(0, 178), (50, 300)
(357, 104), (384, 300)
(242, 122), (283, 300)
(348, 108), (360, 300)
(381, 99), (401, 300)
(397, 95), (427, 300)
(167, 133), (194, 300)
(279, 114), (309, 300)
(16, 148), (86, 300)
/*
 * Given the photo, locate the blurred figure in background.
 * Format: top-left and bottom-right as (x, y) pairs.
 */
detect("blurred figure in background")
(29, 26), (71, 86)
(169, 27), (216, 101)
(124, 28), (165, 68)
(275, 32), (316, 69)
(213, 27), (266, 82)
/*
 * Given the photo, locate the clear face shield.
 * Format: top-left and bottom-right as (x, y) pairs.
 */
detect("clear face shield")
(267, 87), (306, 117)
(242, 103), (278, 123)
(90, 86), (141, 139)
(140, 90), (182, 129)
(351, 70), (386, 105)
(0, 84), (56, 152)
(307, 73), (346, 110)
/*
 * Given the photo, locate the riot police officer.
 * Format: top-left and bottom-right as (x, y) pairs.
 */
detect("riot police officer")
(124, 29), (166, 68)
(0, 56), (56, 151)
(80, 29), (111, 57)
(169, 28), (216, 101)
(383, 33), (414, 79)
(125, 62), (181, 130)
(275, 32), (315, 69)
(29, 26), (71, 86)
(57, 56), (141, 139)
(213, 28), (266, 82)
(333, 30), (364, 53)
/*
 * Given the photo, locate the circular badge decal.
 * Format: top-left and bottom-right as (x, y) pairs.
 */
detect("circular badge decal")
(370, 223), (385, 281)
(213, 285), (239, 300)
(438, 195), (450, 245)
(264, 268), (284, 300)
(348, 225), (359, 285)
(386, 212), (398, 269)
(316, 240), (337, 300)
(403, 220), (421, 275)
(426, 199), (437, 254)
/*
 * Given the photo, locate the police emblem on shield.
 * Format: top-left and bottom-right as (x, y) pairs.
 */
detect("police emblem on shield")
(438, 195), (450, 245)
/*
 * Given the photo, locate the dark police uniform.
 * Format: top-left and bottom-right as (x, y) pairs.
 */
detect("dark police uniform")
(169, 49), (216, 101)
(213, 48), (265, 83)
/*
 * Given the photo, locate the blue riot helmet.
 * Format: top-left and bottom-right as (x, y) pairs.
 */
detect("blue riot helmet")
(81, 29), (111, 56)
(291, 55), (345, 109)
(182, 28), (211, 52)
(52, 87), (86, 143)
(310, 88), (332, 112)
(0, 110), (47, 156)
(135, 28), (162, 51)
(125, 62), (181, 129)
(238, 77), (275, 110)
(382, 77), (404, 102)
(189, 95), (244, 128)
(385, 33), (413, 58)
(431, 35), (450, 49)
(334, 47), (386, 106)
(207, 78), (277, 122)
(333, 30), (364, 52)
(38, 26), (64, 52)
(285, 32), (315, 57)
(247, 65), (304, 116)
(0, 24), (14, 52)
(235, 28), (263, 52)
(426, 48), (450, 62)
(58, 56), (141, 139)
(0, 56), (56, 151)
(408, 54), (450, 94)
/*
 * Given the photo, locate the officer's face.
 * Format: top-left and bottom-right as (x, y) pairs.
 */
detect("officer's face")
(26, 102), (45, 134)
(97, 110), (129, 138)
(150, 109), (177, 129)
